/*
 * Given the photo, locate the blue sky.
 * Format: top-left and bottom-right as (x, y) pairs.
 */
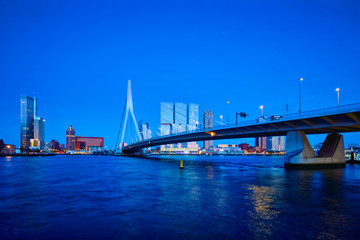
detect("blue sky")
(1, 0), (360, 149)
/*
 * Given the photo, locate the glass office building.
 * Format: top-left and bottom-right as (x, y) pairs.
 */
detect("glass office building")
(20, 96), (34, 149)
(187, 103), (199, 131)
(174, 102), (187, 133)
(66, 125), (76, 150)
(203, 110), (214, 149)
(160, 102), (174, 136)
(266, 136), (285, 151)
(34, 116), (45, 149)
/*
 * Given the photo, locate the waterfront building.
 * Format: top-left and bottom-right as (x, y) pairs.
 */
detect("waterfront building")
(30, 139), (40, 148)
(34, 117), (45, 149)
(160, 102), (174, 136)
(174, 102), (187, 133)
(50, 139), (60, 150)
(66, 125), (76, 150)
(203, 110), (213, 149)
(187, 103), (199, 149)
(20, 96), (34, 149)
(266, 136), (285, 151)
(21, 96), (46, 150)
(0, 139), (16, 154)
(255, 116), (268, 152)
(74, 137), (104, 153)
(160, 102), (200, 149)
(45, 142), (50, 151)
(239, 143), (249, 151)
(138, 120), (151, 140)
(187, 103), (199, 131)
(214, 144), (244, 155)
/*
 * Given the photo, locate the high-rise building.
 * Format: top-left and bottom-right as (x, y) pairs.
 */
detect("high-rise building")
(266, 136), (285, 151)
(160, 102), (199, 150)
(186, 103), (199, 149)
(34, 117), (45, 149)
(187, 103), (199, 131)
(160, 102), (174, 136)
(203, 110), (213, 149)
(20, 96), (34, 149)
(21, 96), (46, 150)
(255, 116), (267, 152)
(174, 102), (187, 133)
(32, 97), (46, 149)
(66, 125), (76, 150)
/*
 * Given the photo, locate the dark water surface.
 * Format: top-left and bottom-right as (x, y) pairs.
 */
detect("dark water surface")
(1, 155), (360, 239)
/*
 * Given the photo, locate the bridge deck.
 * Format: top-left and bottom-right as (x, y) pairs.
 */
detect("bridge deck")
(123, 103), (360, 153)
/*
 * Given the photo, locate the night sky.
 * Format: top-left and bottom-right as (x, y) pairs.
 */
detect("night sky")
(1, 0), (360, 149)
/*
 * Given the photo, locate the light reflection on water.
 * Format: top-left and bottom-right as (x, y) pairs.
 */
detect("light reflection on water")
(0, 155), (360, 239)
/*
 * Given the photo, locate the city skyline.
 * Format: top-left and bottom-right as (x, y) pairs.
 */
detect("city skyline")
(1, 1), (360, 148)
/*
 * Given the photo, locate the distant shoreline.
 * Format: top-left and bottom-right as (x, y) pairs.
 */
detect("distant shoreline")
(0, 153), (56, 157)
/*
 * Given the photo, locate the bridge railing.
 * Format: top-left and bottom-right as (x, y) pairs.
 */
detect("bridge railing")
(133, 102), (360, 144)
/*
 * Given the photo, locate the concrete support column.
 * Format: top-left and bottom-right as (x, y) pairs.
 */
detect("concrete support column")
(284, 131), (345, 169)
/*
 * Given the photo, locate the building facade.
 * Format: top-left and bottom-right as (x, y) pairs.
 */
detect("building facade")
(203, 110), (214, 149)
(75, 137), (104, 152)
(266, 136), (286, 151)
(34, 117), (45, 149)
(187, 103), (199, 131)
(174, 102), (187, 133)
(66, 125), (76, 150)
(21, 96), (46, 150)
(0, 139), (16, 154)
(50, 139), (60, 150)
(20, 96), (34, 149)
(160, 102), (199, 150)
(160, 102), (174, 136)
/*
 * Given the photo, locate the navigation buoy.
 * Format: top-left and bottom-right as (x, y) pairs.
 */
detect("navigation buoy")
(180, 160), (184, 169)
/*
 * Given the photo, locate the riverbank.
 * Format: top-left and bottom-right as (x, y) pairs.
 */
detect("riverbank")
(0, 153), (56, 157)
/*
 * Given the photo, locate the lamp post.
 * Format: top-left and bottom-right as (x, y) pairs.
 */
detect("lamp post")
(260, 105), (264, 118)
(220, 115), (223, 125)
(299, 78), (303, 116)
(226, 101), (230, 125)
(336, 88), (340, 111)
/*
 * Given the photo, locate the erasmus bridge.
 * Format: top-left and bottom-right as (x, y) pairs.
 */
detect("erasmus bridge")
(118, 80), (360, 168)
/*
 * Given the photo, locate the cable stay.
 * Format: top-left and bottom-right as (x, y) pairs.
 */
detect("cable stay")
(114, 96), (127, 151)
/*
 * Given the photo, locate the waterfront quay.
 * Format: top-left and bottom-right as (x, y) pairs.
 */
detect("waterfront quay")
(1, 155), (360, 239)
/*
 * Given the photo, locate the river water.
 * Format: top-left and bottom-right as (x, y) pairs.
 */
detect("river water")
(1, 155), (360, 239)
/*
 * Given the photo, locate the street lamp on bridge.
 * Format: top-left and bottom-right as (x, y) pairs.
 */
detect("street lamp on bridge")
(226, 100), (230, 125)
(260, 105), (264, 118)
(220, 115), (223, 125)
(336, 88), (340, 111)
(299, 77), (303, 116)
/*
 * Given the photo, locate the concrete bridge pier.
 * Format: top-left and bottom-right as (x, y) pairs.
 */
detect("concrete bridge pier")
(284, 131), (346, 169)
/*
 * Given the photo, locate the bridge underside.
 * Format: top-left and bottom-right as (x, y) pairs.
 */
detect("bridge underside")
(123, 111), (360, 154)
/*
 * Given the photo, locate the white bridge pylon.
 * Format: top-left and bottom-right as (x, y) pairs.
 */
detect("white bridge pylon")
(119, 80), (143, 152)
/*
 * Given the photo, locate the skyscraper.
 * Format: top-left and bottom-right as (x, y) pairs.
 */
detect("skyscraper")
(187, 103), (199, 149)
(255, 116), (267, 152)
(27, 96), (46, 150)
(174, 102), (187, 133)
(34, 117), (45, 149)
(160, 102), (200, 150)
(160, 102), (174, 136)
(203, 110), (213, 149)
(255, 137), (266, 152)
(66, 125), (76, 150)
(187, 103), (199, 131)
(20, 96), (34, 149)
(266, 136), (286, 151)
